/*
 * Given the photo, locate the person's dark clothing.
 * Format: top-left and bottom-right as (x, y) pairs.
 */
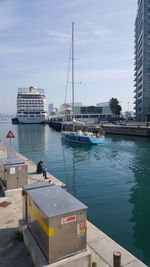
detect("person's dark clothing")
(37, 161), (47, 179)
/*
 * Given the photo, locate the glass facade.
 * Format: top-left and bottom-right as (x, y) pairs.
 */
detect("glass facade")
(81, 106), (102, 114)
(134, 0), (150, 121)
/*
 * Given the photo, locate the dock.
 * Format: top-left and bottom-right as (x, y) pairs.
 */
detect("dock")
(103, 124), (150, 137)
(0, 142), (147, 266)
(11, 118), (150, 137)
(49, 121), (150, 137)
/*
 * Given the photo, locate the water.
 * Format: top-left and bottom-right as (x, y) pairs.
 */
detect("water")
(0, 120), (150, 265)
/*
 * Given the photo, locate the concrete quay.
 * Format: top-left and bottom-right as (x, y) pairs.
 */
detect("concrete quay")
(0, 143), (147, 267)
(49, 121), (150, 137)
(103, 124), (150, 137)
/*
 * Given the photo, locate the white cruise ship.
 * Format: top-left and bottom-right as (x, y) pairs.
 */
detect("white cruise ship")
(16, 86), (48, 124)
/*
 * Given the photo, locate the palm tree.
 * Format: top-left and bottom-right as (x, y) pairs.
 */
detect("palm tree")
(116, 104), (122, 117)
(109, 98), (122, 117)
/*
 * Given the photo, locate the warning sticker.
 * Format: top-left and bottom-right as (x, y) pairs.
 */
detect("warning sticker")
(61, 215), (76, 224)
(77, 221), (86, 237)
(18, 166), (27, 171)
(10, 168), (15, 174)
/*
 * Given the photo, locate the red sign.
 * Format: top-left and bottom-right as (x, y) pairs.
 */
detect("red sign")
(61, 215), (76, 224)
(6, 130), (15, 138)
(18, 166), (27, 171)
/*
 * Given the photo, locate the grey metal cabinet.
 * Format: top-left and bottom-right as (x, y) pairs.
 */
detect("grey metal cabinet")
(0, 157), (28, 190)
(22, 182), (55, 221)
(26, 185), (87, 263)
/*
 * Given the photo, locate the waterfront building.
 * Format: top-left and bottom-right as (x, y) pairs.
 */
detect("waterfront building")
(16, 86), (48, 124)
(97, 102), (112, 115)
(59, 102), (112, 123)
(134, 0), (150, 121)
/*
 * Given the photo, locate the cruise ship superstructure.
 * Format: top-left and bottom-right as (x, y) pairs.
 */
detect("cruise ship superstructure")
(16, 87), (48, 124)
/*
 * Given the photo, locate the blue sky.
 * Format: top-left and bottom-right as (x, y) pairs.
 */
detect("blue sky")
(0, 0), (137, 114)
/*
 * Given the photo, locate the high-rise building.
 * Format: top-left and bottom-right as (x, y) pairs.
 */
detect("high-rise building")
(49, 103), (54, 114)
(134, 0), (150, 121)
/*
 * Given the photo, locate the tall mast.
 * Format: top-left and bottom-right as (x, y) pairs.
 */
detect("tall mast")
(72, 22), (74, 120)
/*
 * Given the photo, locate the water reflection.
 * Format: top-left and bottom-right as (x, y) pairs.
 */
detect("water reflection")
(17, 124), (48, 162)
(108, 135), (150, 265)
(61, 141), (106, 197)
(61, 135), (150, 266)
(129, 141), (150, 265)
(61, 140), (104, 163)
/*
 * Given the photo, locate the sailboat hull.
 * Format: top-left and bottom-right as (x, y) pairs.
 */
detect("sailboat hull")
(61, 132), (105, 144)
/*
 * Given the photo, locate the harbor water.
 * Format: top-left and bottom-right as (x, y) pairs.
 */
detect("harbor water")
(0, 120), (150, 266)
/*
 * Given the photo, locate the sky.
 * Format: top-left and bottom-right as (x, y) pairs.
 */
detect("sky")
(0, 0), (137, 114)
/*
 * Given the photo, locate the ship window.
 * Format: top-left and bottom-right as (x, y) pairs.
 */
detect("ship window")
(82, 115), (89, 118)
(90, 115), (98, 118)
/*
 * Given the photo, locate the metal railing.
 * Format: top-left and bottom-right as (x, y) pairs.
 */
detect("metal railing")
(18, 88), (45, 94)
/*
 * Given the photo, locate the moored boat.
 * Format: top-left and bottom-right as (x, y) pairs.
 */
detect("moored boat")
(61, 130), (105, 144)
(61, 23), (105, 145)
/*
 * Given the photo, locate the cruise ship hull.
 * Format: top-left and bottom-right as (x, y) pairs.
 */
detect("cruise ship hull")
(17, 116), (47, 124)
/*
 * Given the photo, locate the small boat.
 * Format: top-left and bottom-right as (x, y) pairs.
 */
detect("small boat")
(61, 23), (105, 145)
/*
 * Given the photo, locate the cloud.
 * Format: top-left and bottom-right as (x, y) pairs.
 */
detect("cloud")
(0, 45), (56, 55)
(33, 68), (133, 83)
(0, 1), (18, 31)
(74, 68), (133, 82)
(44, 30), (70, 42)
(92, 30), (113, 38)
(44, 27), (113, 46)
(76, 29), (114, 44)
(59, 0), (97, 9)
(44, 29), (86, 46)
(77, 54), (133, 67)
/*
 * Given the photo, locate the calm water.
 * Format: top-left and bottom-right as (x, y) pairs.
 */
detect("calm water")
(0, 120), (150, 266)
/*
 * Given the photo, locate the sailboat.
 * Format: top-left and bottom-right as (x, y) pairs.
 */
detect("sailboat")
(61, 23), (105, 145)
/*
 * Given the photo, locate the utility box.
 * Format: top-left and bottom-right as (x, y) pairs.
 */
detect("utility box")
(0, 157), (28, 190)
(22, 182), (55, 221)
(26, 185), (87, 263)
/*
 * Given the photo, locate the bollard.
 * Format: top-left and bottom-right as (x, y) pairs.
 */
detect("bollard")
(113, 251), (121, 267)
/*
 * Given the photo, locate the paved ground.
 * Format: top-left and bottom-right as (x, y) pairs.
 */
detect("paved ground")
(0, 191), (34, 267)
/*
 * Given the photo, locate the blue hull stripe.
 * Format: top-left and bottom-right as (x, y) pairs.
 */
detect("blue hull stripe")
(61, 132), (105, 144)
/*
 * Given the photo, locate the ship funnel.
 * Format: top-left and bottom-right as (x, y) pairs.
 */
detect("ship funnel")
(29, 86), (36, 93)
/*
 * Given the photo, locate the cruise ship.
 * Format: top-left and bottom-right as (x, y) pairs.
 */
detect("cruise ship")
(16, 86), (48, 124)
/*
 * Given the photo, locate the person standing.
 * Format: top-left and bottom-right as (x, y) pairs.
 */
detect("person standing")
(37, 160), (47, 179)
